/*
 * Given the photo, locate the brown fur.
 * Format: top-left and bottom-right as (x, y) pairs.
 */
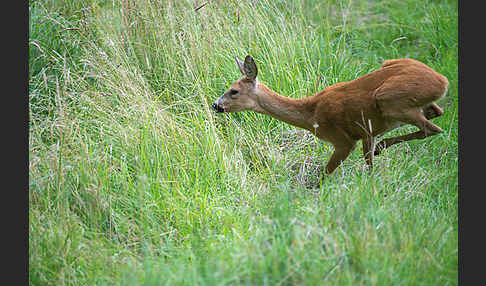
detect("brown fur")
(213, 56), (449, 177)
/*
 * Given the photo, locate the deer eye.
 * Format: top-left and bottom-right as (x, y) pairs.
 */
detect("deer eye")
(229, 89), (239, 98)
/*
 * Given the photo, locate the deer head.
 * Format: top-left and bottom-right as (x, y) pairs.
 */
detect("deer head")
(212, 55), (260, 113)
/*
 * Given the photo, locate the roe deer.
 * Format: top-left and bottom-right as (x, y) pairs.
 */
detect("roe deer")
(212, 55), (449, 178)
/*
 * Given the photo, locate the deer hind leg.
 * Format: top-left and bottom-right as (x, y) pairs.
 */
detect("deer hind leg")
(423, 102), (444, 120)
(374, 108), (443, 156)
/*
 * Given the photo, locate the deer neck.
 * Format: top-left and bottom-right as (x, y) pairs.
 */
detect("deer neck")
(253, 83), (315, 131)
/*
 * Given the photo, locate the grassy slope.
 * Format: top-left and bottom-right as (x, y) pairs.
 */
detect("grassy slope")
(29, 0), (458, 285)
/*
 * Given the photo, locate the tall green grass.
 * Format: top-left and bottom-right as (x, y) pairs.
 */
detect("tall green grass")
(29, 0), (458, 284)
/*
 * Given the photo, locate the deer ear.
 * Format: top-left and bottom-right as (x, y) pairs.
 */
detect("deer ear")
(235, 56), (245, 76)
(243, 55), (258, 81)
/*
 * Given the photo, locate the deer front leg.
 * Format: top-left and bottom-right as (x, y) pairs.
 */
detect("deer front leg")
(322, 141), (357, 177)
(362, 136), (376, 170)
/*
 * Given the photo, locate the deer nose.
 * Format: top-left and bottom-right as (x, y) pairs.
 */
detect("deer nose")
(212, 102), (225, 113)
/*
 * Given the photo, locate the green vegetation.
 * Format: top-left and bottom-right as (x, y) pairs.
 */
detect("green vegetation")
(29, 0), (458, 284)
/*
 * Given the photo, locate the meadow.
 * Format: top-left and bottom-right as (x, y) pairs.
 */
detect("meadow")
(29, 0), (458, 284)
